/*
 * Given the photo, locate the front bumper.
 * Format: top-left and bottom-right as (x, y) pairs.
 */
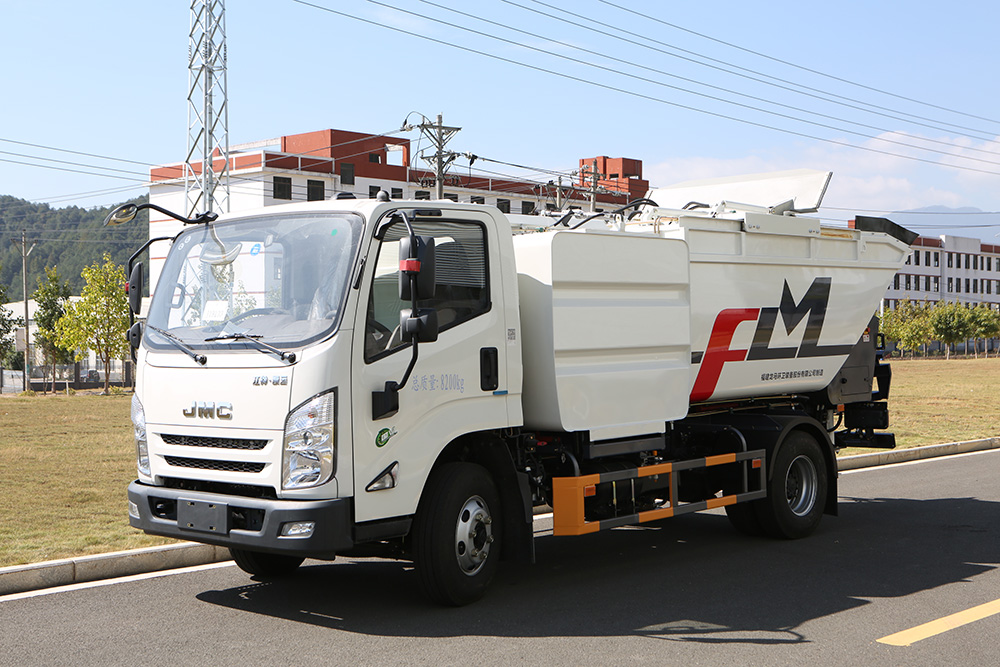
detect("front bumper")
(128, 480), (353, 559)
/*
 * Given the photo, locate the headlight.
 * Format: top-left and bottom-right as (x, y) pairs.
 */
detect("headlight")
(131, 394), (150, 477)
(282, 389), (336, 490)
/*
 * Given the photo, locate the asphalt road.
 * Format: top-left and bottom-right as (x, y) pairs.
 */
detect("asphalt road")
(3, 450), (1000, 666)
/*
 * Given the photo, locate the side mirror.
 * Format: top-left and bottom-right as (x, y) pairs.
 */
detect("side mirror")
(128, 321), (143, 350)
(105, 203), (138, 226)
(400, 308), (439, 344)
(398, 235), (435, 301)
(127, 262), (143, 315)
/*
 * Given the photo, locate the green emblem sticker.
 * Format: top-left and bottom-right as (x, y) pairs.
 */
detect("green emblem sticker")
(375, 427), (397, 448)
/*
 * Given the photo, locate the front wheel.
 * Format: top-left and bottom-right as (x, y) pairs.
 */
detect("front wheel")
(756, 430), (828, 539)
(230, 548), (304, 577)
(412, 462), (502, 606)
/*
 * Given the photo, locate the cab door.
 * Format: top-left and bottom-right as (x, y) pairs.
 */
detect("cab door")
(351, 209), (511, 523)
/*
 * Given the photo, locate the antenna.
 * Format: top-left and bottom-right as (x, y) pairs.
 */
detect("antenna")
(185, 0), (230, 217)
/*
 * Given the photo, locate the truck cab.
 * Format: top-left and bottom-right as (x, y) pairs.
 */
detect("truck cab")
(128, 197), (523, 603)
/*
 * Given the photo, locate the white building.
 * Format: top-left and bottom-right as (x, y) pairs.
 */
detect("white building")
(884, 235), (1000, 310)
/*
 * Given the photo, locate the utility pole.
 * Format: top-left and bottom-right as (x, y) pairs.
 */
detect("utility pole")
(13, 230), (36, 391)
(587, 159), (601, 212)
(414, 114), (460, 200)
(185, 0), (230, 217)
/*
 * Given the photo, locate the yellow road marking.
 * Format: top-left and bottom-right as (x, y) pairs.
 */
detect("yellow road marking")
(878, 598), (1000, 646)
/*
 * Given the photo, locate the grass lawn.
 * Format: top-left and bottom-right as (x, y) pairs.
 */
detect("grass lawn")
(1, 357), (997, 567)
(0, 392), (173, 568)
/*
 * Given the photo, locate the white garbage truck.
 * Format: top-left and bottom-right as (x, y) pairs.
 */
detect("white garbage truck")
(115, 170), (913, 605)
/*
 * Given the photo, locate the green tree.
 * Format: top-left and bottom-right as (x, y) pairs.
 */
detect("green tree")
(881, 299), (931, 358)
(32, 266), (73, 393)
(898, 301), (933, 358)
(0, 266), (23, 370)
(55, 253), (129, 394)
(969, 305), (1000, 358)
(929, 301), (973, 360)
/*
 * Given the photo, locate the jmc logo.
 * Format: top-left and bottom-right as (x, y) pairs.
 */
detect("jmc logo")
(182, 401), (233, 420)
(690, 277), (854, 402)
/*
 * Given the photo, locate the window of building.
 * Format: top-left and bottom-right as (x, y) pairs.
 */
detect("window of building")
(933, 277), (939, 292)
(521, 201), (536, 215)
(925, 276), (932, 291)
(415, 190), (430, 200)
(925, 251), (931, 266)
(273, 176), (292, 200)
(307, 180), (325, 202)
(893, 274), (900, 290)
(974, 255), (979, 270)
(989, 257), (993, 271)
(369, 153), (382, 164)
(443, 193), (459, 202)
(934, 252), (939, 267)
(496, 199), (511, 213)
(341, 163), (355, 186)
(988, 280), (992, 295)
(364, 219), (490, 362)
(951, 277), (956, 292)
(947, 253), (953, 268)
(973, 279), (979, 294)
(391, 188), (403, 199)
(369, 185), (382, 199)
(966, 254), (971, 269)
(471, 195), (485, 205)
(914, 251), (920, 266)
(966, 278), (971, 292)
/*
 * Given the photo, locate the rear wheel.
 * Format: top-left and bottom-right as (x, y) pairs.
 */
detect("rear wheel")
(230, 548), (304, 577)
(412, 462), (502, 606)
(756, 430), (828, 539)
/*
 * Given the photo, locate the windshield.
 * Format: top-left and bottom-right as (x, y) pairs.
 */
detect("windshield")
(146, 212), (363, 350)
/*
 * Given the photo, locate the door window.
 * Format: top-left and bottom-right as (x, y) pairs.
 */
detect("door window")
(364, 219), (489, 361)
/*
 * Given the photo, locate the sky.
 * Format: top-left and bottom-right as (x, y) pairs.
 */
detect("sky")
(2, 0), (999, 237)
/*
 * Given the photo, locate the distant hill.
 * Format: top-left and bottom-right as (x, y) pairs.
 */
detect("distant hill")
(0, 195), (149, 300)
(887, 206), (1000, 244)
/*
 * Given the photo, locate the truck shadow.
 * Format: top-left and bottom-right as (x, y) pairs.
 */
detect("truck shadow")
(196, 495), (999, 642)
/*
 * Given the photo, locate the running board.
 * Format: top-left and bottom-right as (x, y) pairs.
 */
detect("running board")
(552, 449), (767, 536)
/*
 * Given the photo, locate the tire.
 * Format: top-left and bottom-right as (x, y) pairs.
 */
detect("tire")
(412, 462), (502, 606)
(725, 501), (765, 536)
(755, 430), (828, 539)
(230, 548), (304, 577)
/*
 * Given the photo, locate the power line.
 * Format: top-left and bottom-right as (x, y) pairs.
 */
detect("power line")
(390, 0), (1000, 170)
(423, 0), (1000, 162)
(303, 1), (1000, 177)
(500, 0), (1000, 147)
(597, 0), (1000, 129)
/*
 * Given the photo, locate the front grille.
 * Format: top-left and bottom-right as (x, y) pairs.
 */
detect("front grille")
(162, 477), (277, 499)
(160, 433), (268, 450)
(164, 456), (265, 473)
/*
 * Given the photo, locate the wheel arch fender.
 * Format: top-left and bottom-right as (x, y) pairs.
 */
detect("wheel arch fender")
(768, 418), (838, 518)
(720, 413), (838, 517)
(418, 431), (534, 563)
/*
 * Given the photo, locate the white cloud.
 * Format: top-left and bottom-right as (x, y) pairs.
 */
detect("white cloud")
(643, 131), (1000, 213)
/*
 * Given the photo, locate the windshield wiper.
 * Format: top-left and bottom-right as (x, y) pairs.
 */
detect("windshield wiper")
(204, 332), (296, 363)
(147, 325), (207, 365)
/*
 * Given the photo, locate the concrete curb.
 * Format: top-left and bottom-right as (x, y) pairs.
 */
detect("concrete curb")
(0, 542), (232, 596)
(837, 437), (1000, 471)
(3, 438), (999, 597)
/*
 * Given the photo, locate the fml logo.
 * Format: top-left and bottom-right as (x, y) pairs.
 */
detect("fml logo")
(182, 401), (233, 420)
(690, 277), (854, 402)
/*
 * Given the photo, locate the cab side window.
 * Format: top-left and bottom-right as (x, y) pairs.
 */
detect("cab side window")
(364, 220), (489, 361)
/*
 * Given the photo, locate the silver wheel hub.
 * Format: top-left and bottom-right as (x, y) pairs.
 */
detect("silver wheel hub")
(785, 454), (818, 517)
(455, 495), (494, 576)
